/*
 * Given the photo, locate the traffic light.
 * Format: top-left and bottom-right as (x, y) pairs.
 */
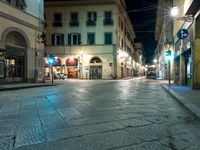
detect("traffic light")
(48, 54), (55, 65)
(166, 50), (172, 57)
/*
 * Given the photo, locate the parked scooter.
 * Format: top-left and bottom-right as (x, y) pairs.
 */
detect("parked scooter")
(54, 73), (66, 80)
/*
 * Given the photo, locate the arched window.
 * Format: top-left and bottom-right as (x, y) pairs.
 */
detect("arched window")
(5, 31), (27, 47)
(90, 57), (102, 63)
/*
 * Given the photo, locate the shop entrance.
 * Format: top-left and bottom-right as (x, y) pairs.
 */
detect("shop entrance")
(66, 57), (78, 79)
(89, 57), (102, 79)
(4, 31), (26, 82)
(185, 51), (192, 86)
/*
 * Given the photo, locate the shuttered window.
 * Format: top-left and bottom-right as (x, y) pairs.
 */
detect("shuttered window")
(68, 33), (81, 45)
(51, 34), (64, 45)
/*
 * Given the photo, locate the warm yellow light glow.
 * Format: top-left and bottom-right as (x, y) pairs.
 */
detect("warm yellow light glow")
(171, 7), (178, 17)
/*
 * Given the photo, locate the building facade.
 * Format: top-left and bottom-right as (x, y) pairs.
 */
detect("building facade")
(172, 0), (200, 89)
(155, 0), (200, 89)
(0, 0), (44, 83)
(134, 42), (145, 76)
(44, 0), (137, 79)
(154, 0), (174, 80)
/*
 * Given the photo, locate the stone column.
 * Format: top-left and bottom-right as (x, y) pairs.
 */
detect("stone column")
(193, 39), (200, 89)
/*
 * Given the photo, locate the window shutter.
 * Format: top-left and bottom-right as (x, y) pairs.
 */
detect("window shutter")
(68, 34), (71, 45)
(51, 34), (55, 45)
(78, 34), (81, 45)
(61, 34), (64, 45)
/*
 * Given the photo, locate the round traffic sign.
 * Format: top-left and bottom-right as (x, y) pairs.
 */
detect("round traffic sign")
(177, 29), (189, 39)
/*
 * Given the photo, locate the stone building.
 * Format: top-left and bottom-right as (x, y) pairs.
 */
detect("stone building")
(44, 0), (138, 79)
(0, 0), (44, 83)
(155, 0), (200, 89)
(172, 0), (200, 89)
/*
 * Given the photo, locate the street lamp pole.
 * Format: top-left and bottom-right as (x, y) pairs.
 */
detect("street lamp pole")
(48, 54), (55, 85)
(51, 65), (53, 85)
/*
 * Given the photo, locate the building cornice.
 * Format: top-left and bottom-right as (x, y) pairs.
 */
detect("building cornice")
(0, 11), (43, 32)
(45, 0), (116, 7)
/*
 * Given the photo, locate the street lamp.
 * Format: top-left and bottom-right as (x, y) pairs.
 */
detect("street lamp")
(153, 59), (157, 64)
(171, 6), (178, 17)
(171, 7), (193, 22)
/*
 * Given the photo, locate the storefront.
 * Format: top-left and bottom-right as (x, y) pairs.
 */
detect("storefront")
(0, 31), (27, 83)
(89, 57), (102, 79)
(66, 57), (78, 79)
(184, 49), (192, 86)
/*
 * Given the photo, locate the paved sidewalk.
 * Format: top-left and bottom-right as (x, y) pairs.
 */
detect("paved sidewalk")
(163, 84), (200, 119)
(0, 81), (55, 91)
(0, 77), (144, 91)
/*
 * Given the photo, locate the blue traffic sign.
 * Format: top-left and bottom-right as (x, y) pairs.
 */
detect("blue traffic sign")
(177, 29), (189, 39)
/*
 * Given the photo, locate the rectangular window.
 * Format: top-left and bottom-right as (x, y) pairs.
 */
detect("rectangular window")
(53, 13), (62, 27)
(68, 33), (81, 45)
(104, 11), (113, 25)
(87, 33), (95, 44)
(121, 39), (123, 49)
(51, 34), (64, 45)
(87, 12), (97, 26)
(104, 32), (112, 44)
(121, 20), (123, 30)
(70, 12), (79, 26)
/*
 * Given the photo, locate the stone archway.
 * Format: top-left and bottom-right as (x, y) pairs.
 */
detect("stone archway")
(89, 56), (102, 79)
(2, 30), (28, 82)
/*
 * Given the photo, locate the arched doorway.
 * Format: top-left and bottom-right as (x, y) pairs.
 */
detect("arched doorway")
(4, 31), (27, 82)
(66, 57), (78, 78)
(90, 57), (102, 79)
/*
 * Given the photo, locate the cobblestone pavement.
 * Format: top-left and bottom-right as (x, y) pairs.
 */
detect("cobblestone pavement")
(0, 78), (200, 150)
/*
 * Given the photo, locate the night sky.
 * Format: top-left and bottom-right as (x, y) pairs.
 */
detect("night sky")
(125, 0), (158, 64)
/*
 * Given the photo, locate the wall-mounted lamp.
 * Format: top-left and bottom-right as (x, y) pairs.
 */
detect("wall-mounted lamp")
(171, 7), (193, 22)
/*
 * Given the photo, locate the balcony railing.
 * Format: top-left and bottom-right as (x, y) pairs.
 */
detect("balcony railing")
(69, 21), (79, 27)
(103, 19), (113, 25)
(86, 20), (96, 26)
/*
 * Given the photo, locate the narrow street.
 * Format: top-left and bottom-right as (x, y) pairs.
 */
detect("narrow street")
(0, 78), (200, 150)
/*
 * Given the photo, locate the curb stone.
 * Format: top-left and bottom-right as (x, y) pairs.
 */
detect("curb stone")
(163, 85), (200, 120)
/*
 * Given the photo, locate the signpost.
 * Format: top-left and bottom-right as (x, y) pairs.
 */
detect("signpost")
(177, 28), (189, 85)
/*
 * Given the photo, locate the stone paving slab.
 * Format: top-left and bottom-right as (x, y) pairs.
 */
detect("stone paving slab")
(1, 79), (200, 149)
(125, 124), (168, 142)
(116, 142), (172, 150)
(0, 136), (14, 150)
(45, 121), (123, 142)
(15, 130), (141, 150)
